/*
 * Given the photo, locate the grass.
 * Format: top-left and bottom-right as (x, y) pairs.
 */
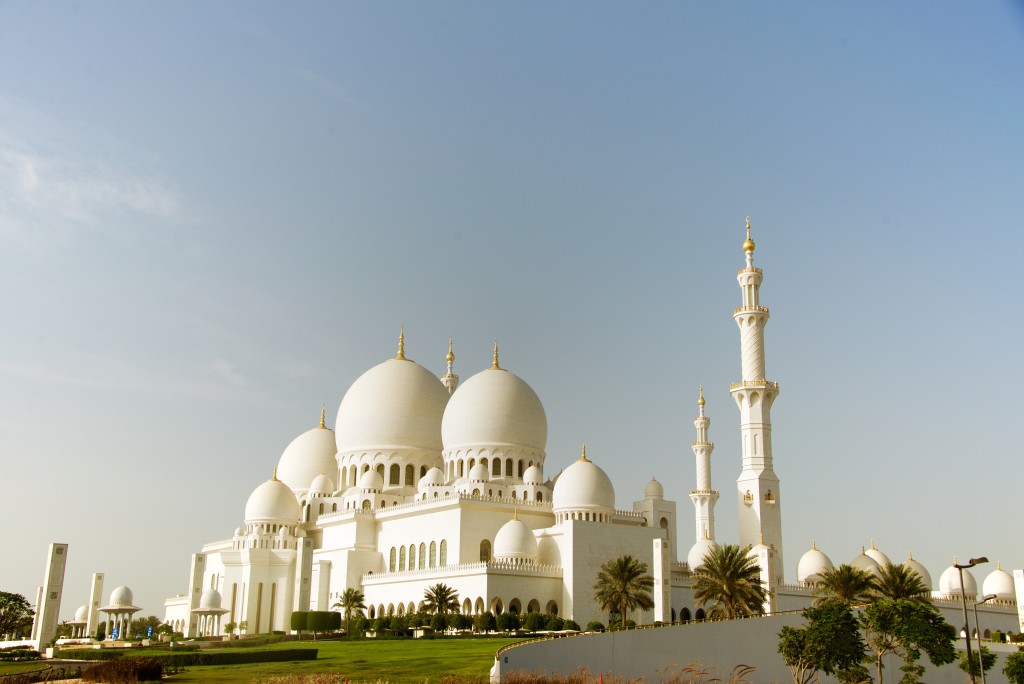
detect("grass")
(0, 661), (49, 675)
(160, 637), (522, 683)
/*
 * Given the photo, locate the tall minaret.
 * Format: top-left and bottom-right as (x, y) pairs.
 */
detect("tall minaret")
(689, 386), (718, 543)
(440, 337), (459, 394)
(731, 217), (784, 581)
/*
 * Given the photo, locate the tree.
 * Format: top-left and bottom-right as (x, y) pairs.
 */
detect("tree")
(496, 611), (520, 632)
(813, 564), (877, 607)
(958, 645), (997, 680)
(238, 620), (248, 634)
(332, 587), (367, 637)
(691, 544), (766, 619)
(474, 611), (496, 633)
(390, 615), (408, 636)
(0, 592), (35, 639)
(290, 611), (308, 638)
(422, 584), (460, 615)
(129, 615), (162, 638)
(873, 563), (930, 603)
(430, 612), (447, 632)
(223, 621), (237, 638)
(306, 611), (335, 640)
(1004, 650), (1024, 684)
(593, 555), (655, 628)
(778, 601), (866, 684)
(522, 612), (546, 632)
(860, 598), (956, 684)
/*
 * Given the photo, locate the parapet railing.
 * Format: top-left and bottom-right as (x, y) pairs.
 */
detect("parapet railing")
(363, 560), (563, 583)
(728, 380), (780, 390)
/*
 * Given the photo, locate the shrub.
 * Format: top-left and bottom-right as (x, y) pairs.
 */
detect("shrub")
(586, 621), (605, 632)
(82, 657), (163, 683)
(450, 613), (472, 630)
(291, 611), (308, 631)
(474, 611), (497, 632)
(390, 616), (409, 636)
(522, 612), (547, 632)
(545, 616), (564, 631)
(563, 620), (580, 631)
(497, 612), (520, 632)
(430, 613), (448, 632)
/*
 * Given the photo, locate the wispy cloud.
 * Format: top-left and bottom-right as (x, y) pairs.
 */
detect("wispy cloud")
(210, 358), (246, 386)
(0, 95), (182, 246)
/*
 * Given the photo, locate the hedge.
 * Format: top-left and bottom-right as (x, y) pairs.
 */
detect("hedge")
(61, 648), (318, 666)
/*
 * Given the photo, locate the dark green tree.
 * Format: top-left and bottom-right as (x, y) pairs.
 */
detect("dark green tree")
(422, 584), (460, 615)
(390, 615), (409, 636)
(872, 563), (930, 603)
(429, 612), (447, 632)
(332, 587), (367, 636)
(129, 615), (162, 638)
(957, 645), (996, 680)
(474, 611), (496, 632)
(496, 611), (520, 632)
(813, 564), (877, 606)
(0, 592), (35, 638)
(778, 600), (866, 684)
(306, 611), (335, 640)
(289, 611), (308, 638)
(860, 598), (956, 684)
(593, 555), (655, 628)
(522, 612), (546, 632)
(1004, 650), (1024, 684)
(691, 544), (766, 619)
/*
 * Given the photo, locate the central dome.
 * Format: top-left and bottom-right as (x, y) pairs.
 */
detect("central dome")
(442, 367), (547, 452)
(336, 358), (450, 454)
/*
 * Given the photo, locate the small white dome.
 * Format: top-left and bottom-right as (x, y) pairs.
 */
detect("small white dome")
(644, 477), (664, 499)
(493, 516), (538, 563)
(235, 526), (246, 537)
(687, 536), (718, 570)
(357, 469), (384, 491)
(74, 605), (89, 621)
(418, 466), (445, 489)
(864, 542), (891, 568)
(199, 589), (222, 610)
(797, 543), (834, 584)
(552, 452), (615, 514)
(108, 586), (135, 608)
(938, 562), (978, 599)
(850, 550), (882, 578)
(442, 367), (547, 453)
(245, 476), (301, 523)
(902, 553), (932, 590)
(983, 564), (1015, 601)
(308, 473), (335, 495)
(276, 423), (337, 495)
(523, 465), (543, 485)
(335, 357), (450, 454)
(468, 463), (489, 482)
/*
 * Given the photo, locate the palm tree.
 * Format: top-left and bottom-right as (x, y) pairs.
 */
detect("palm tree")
(812, 564), (877, 606)
(332, 587), (367, 636)
(593, 555), (655, 628)
(872, 562), (930, 603)
(691, 544), (767, 619)
(422, 583), (460, 615)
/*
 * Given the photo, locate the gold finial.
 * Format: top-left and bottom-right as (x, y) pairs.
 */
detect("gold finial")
(319, 403), (326, 429)
(492, 338), (500, 369)
(272, 467), (279, 481)
(703, 527), (710, 540)
(812, 540), (817, 551)
(908, 551), (914, 561)
(580, 444), (589, 462)
(743, 216), (756, 253)
(396, 325), (407, 361)
(760, 533), (765, 545)
(513, 509), (519, 521)
(446, 337), (455, 363)
(998, 560), (1003, 571)
(697, 384), (705, 407)
(870, 539), (876, 550)
(861, 546), (866, 555)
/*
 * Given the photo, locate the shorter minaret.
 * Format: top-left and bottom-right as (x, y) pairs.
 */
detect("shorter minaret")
(440, 337), (459, 394)
(690, 386), (719, 544)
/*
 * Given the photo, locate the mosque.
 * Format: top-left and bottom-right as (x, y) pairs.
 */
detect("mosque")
(161, 221), (1022, 637)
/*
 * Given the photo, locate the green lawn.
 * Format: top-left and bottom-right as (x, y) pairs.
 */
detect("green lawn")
(0, 661), (50, 675)
(160, 638), (522, 684)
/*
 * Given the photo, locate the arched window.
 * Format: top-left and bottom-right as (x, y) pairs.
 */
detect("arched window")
(409, 544), (416, 569)
(506, 458), (514, 477)
(660, 517), (668, 529)
(536, 491), (543, 502)
(480, 539), (491, 562)
(389, 547), (397, 572)
(458, 461), (464, 477)
(419, 543), (427, 569)
(429, 541), (437, 567)
(511, 491), (517, 499)
(332, 503), (337, 512)
(518, 460), (525, 478)
(421, 465), (427, 477)
(319, 503), (324, 514)
(389, 464), (400, 485)
(481, 457), (488, 472)
(399, 546), (406, 571)
(405, 464), (414, 485)
(376, 464), (385, 478)
(492, 458), (500, 476)
(681, 608), (691, 622)
(439, 540), (447, 566)
(361, 499), (371, 510)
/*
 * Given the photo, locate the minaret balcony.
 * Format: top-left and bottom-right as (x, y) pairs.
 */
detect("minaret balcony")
(691, 441), (715, 448)
(736, 267), (763, 276)
(730, 380), (779, 391)
(689, 489), (719, 496)
(734, 305), (770, 315)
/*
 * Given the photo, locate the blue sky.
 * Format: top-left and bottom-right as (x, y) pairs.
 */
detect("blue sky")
(1, 1), (1022, 618)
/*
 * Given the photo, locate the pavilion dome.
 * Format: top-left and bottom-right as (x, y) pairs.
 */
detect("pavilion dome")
(335, 356), (449, 455)
(275, 421), (337, 495)
(442, 366), (547, 453)
(552, 451), (615, 516)
(983, 564), (1015, 601)
(523, 465), (543, 485)
(644, 477), (665, 499)
(850, 549), (882, 578)
(938, 562), (978, 599)
(103, 586), (139, 611)
(357, 469), (384, 492)
(199, 589), (223, 610)
(687, 536), (718, 570)
(74, 605), (89, 621)
(244, 475), (301, 523)
(797, 542), (834, 585)
(493, 516), (538, 563)
(902, 553), (933, 590)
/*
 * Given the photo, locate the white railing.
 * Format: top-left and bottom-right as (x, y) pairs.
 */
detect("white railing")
(363, 560), (562, 584)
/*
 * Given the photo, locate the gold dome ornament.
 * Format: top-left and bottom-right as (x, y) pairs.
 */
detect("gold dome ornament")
(743, 216), (756, 253)
(697, 384), (705, 407)
(446, 337), (455, 363)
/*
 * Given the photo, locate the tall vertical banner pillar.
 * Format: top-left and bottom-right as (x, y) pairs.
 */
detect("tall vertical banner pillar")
(86, 573), (105, 639)
(652, 538), (672, 623)
(32, 543), (69, 649)
(185, 554), (205, 638)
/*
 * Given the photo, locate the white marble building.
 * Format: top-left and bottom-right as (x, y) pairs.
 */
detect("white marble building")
(163, 221), (1020, 637)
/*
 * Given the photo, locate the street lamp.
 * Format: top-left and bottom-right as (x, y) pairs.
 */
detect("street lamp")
(955, 556), (988, 684)
(974, 593), (999, 684)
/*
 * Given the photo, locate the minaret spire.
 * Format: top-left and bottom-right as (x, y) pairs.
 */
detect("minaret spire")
(731, 215), (784, 592)
(319, 403), (326, 429)
(689, 385), (719, 550)
(395, 325), (407, 361)
(440, 336), (460, 394)
(492, 338), (501, 369)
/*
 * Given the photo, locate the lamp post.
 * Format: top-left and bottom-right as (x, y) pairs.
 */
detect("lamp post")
(955, 556), (988, 684)
(974, 593), (998, 684)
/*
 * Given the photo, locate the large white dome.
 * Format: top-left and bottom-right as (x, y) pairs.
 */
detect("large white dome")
(864, 542), (891, 568)
(850, 549), (882, 578)
(199, 589), (223, 610)
(983, 564), (1015, 601)
(552, 451), (615, 515)
(797, 542), (834, 585)
(687, 536), (718, 570)
(938, 562), (978, 599)
(442, 367), (547, 452)
(276, 422), (338, 495)
(493, 516), (538, 563)
(245, 476), (301, 523)
(74, 605), (89, 621)
(903, 553), (932, 590)
(335, 357), (449, 454)
(105, 586), (137, 609)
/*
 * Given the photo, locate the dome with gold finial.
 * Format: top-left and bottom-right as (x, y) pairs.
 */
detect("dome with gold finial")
(552, 445), (615, 520)
(902, 552), (932, 590)
(743, 216), (756, 252)
(493, 511), (538, 564)
(797, 541), (834, 585)
(245, 470), (301, 524)
(983, 562), (1015, 601)
(276, 408), (338, 496)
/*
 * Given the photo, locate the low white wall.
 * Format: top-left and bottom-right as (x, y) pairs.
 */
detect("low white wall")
(493, 615), (1018, 684)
